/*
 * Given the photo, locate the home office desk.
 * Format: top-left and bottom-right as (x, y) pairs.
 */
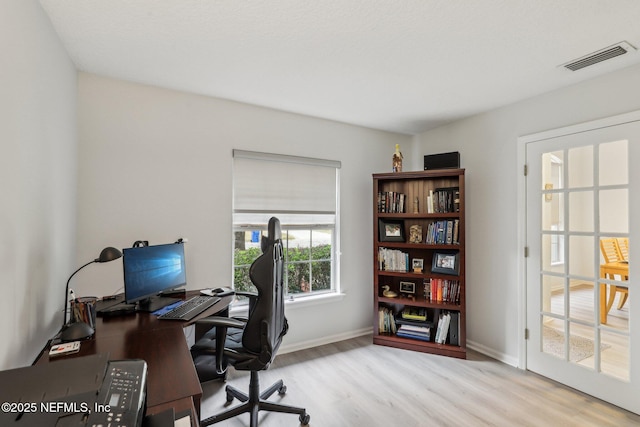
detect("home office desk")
(34, 292), (233, 426)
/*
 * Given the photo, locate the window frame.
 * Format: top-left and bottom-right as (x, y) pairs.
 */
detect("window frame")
(231, 150), (341, 302)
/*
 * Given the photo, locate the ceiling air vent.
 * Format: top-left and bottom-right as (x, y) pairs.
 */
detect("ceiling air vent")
(563, 41), (636, 71)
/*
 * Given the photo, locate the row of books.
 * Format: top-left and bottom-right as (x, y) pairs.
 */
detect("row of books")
(426, 187), (460, 214)
(379, 306), (460, 346)
(377, 191), (406, 213)
(378, 306), (397, 334)
(426, 279), (461, 304)
(434, 311), (460, 345)
(377, 247), (409, 272)
(397, 323), (430, 342)
(423, 219), (460, 245)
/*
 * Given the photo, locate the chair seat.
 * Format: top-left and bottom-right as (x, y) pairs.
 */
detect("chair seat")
(191, 325), (244, 382)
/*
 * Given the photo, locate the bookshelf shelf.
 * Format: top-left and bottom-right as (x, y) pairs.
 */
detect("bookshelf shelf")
(373, 169), (466, 359)
(377, 212), (460, 219)
(377, 296), (461, 310)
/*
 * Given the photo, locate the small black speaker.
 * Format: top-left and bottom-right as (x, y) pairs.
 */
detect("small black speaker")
(424, 152), (460, 170)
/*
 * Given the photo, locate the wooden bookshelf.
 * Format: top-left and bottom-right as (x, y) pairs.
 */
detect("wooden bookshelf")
(373, 169), (466, 359)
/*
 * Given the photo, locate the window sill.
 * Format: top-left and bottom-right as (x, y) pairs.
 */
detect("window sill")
(229, 292), (345, 316)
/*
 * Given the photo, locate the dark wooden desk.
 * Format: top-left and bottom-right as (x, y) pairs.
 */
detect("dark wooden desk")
(35, 292), (233, 426)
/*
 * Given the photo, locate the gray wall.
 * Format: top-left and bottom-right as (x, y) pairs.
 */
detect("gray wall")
(413, 62), (640, 365)
(0, 1), (77, 369)
(75, 73), (408, 352)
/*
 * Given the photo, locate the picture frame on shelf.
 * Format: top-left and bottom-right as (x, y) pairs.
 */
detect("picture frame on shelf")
(412, 258), (424, 273)
(378, 219), (405, 242)
(399, 281), (415, 294)
(431, 252), (459, 275)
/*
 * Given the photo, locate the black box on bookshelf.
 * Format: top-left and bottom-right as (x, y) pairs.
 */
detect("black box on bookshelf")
(424, 151), (460, 170)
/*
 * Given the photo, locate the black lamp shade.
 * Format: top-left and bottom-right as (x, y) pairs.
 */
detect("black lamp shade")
(97, 247), (122, 263)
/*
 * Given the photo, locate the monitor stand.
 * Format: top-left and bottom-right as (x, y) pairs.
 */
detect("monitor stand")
(136, 295), (181, 312)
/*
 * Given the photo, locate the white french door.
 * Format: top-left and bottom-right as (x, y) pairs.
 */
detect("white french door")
(524, 115), (640, 413)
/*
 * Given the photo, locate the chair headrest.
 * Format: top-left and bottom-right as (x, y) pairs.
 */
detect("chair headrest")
(261, 217), (281, 252)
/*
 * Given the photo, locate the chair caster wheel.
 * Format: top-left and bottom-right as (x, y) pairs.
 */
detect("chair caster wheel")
(299, 413), (310, 425)
(225, 393), (234, 403)
(278, 385), (287, 395)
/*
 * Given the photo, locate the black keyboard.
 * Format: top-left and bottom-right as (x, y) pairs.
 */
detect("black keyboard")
(158, 295), (221, 321)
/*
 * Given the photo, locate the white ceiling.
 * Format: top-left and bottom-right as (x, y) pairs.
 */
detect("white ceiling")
(38, 0), (640, 135)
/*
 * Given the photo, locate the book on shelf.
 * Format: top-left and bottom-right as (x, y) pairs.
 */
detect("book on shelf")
(378, 306), (397, 334)
(433, 310), (460, 345)
(452, 219), (459, 244)
(377, 191), (406, 213)
(396, 324), (431, 342)
(424, 220), (459, 245)
(429, 279), (460, 304)
(401, 307), (427, 321)
(395, 316), (431, 328)
(378, 247), (409, 272)
(446, 221), (453, 244)
(448, 312), (460, 346)
(434, 311), (451, 344)
(427, 187), (460, 214)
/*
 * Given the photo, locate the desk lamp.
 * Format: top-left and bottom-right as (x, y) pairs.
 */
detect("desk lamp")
(60, 246), (122, 342)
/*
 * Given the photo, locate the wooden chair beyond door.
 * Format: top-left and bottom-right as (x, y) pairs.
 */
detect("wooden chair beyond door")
(599, 238), (629, 323)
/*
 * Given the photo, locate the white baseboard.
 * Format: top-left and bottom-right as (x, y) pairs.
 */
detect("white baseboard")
(279, 327), (373, 355)
(279, 329), (521, 369)
(467, 339), (519, 368)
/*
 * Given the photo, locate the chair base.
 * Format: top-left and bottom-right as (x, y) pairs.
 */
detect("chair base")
(201, 371), (310, 427)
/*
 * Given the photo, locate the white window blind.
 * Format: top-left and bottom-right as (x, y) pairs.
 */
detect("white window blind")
(233, 150), (340, 224)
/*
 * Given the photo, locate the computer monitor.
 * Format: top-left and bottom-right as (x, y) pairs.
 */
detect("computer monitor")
(123, 242), (186, 312)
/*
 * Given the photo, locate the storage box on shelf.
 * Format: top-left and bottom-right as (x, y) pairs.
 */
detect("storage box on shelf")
(373, 169), (466, 359)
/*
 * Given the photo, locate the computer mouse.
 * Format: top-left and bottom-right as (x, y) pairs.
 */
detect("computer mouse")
(213, 287), (227, 293)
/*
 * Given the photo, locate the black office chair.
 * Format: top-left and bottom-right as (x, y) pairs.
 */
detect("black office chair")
(197, 217), (310, 426)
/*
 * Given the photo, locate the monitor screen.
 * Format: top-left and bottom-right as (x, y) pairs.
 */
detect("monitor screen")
(123, 243), (186, 306)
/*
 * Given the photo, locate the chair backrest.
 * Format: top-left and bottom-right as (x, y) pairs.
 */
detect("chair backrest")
(600, 238), (623, 263)
(618, 238), (629, 261)
(243, 217), (287, 361)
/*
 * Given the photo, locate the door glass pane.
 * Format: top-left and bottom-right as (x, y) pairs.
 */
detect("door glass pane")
(542, 235), (565, 273)
(568, 281), (594, 322)
(542, 193), (564, 232)
(569, 236), (593, 277)
(541, 151), (564, 190)
(599, 140), (628, 186)
(569, 191), (593, 232)
(568, 145), (593, 188)
(569, 322), (594, 369)
(601, 329), (629, 381)
(543, 274), (564, 316)
(599, 189), (628, 234)
(542, 314), (564, 359)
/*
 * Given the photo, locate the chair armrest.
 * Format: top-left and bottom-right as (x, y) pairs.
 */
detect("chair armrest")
(235, 291), (258, 299)
(195, 316), (245, 329)
(235, 291), (259, 312)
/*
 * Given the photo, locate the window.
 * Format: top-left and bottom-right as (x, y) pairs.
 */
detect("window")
(232, 150), (340, 300)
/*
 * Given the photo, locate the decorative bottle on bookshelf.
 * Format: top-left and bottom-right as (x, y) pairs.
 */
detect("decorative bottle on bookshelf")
(373, 169), (466, 359)
(392, 144), (403, 172)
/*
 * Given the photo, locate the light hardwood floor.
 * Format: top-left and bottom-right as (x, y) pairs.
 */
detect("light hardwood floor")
(199, 335), (640, 427)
